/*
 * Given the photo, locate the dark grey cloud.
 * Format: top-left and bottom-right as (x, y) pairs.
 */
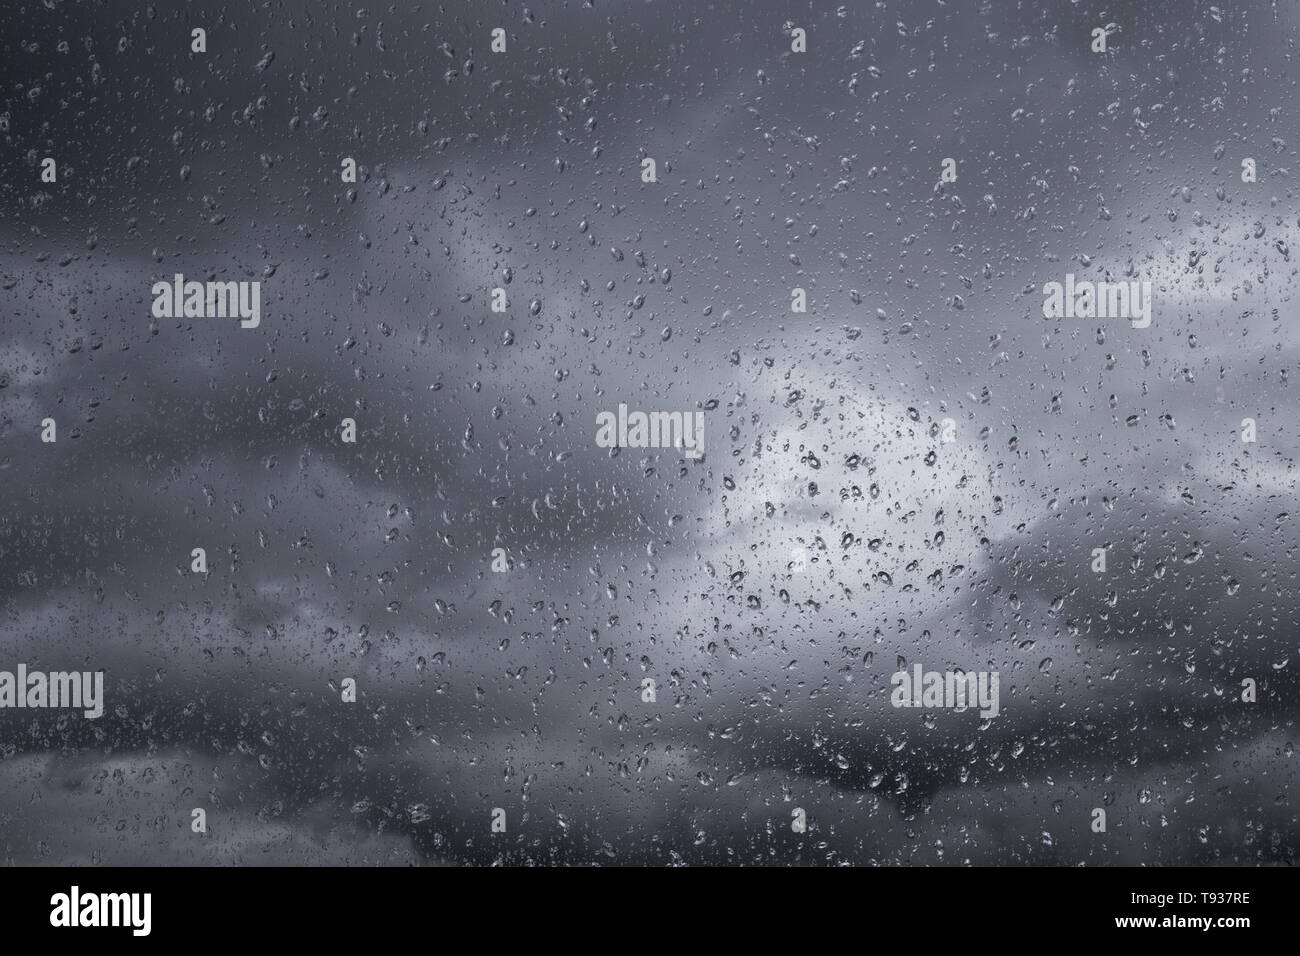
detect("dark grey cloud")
(0, 0), (1296, 865)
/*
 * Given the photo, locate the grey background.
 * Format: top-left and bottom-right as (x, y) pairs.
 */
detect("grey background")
(0, 0), (1296, 865)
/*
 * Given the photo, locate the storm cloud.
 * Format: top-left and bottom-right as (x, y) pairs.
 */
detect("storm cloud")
(0, 0), (1296, 865)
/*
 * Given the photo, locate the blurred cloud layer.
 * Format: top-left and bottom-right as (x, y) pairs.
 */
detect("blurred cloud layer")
(0, 0), (1296, 864)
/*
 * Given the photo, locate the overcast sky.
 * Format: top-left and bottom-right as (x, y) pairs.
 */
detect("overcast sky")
(0, 0), (1296, 865)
